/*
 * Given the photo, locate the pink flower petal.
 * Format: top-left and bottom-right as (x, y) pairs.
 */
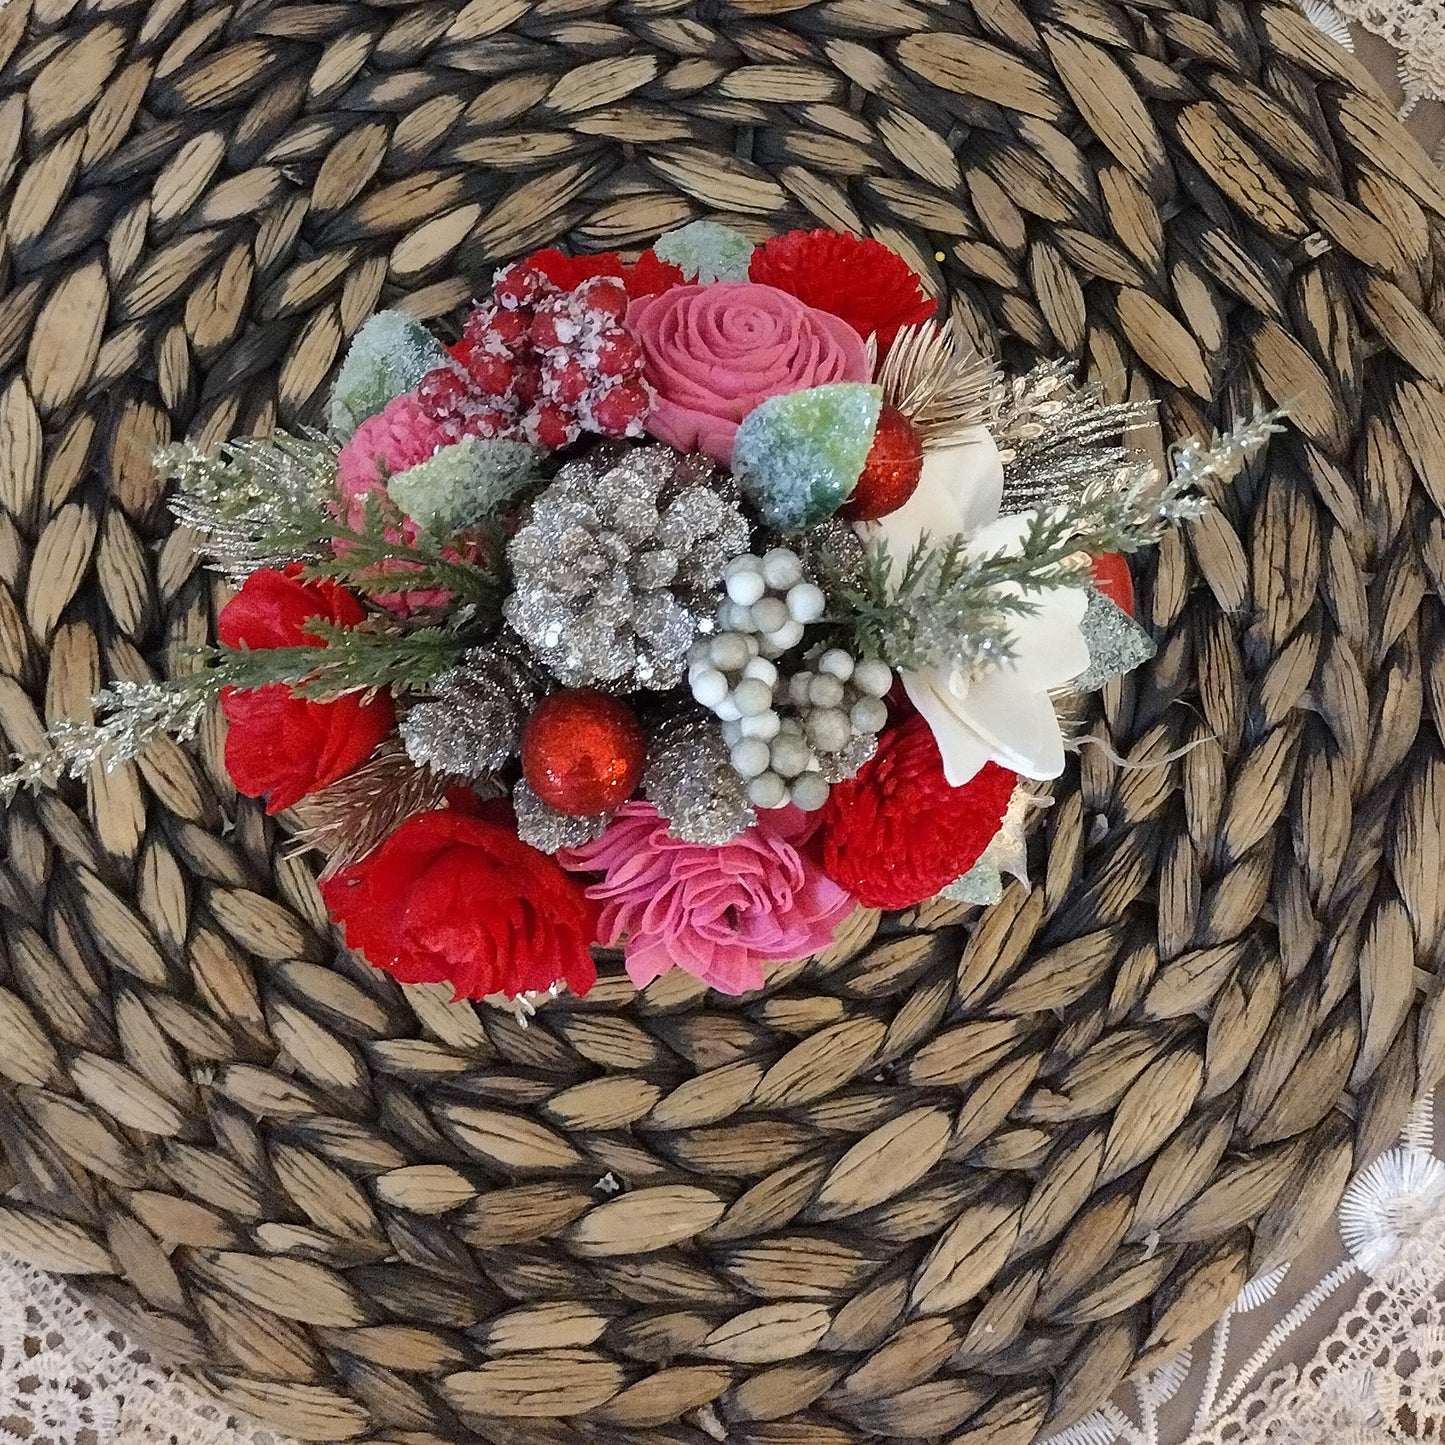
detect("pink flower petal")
(559, 801), (857, 996)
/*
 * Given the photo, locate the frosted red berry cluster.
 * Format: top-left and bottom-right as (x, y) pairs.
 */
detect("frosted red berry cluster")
(416, 263), (654, 451)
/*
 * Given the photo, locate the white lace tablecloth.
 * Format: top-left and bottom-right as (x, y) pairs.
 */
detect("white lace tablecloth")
(1308, 0), (1445, 130)
(0, 1258), (292, 1445)
(1044, 1096), (1445, 1445)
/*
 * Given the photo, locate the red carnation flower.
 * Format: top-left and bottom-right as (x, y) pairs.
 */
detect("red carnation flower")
(749, 229), (937, 352)
(218, 568), (394, 814)
(818, 714), (1017, 909)
(321, 806), (599, 1000)
(523, 247), (686, 300)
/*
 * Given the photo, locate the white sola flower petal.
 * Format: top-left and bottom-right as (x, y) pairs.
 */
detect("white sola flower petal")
(1233, 1264), (1290, 1312)
(1339, 1146), (1445, 1276)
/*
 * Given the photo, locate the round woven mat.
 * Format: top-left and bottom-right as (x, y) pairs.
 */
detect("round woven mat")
(2, 1), (1445, 1441)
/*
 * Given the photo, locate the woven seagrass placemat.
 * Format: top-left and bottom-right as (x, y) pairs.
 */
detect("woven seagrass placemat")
(1, 2), (1444, 1442)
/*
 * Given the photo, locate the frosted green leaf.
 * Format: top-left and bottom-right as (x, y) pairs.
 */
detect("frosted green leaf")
(330, 311), (451, 438)
(1071, 588), (1156, 691)
(942, 855), (1002, 905)
(653, 220), (755, 283)
(732, 383), (883, 531)
(387, 437), (541, 536)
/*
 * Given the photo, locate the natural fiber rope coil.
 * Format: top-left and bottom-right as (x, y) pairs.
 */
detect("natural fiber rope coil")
(1, 0), (1444, 1442)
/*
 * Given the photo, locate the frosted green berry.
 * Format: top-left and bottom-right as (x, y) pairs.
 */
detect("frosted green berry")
(732, 383), (883, 530)
(387, 436), (540, 536)
(653, 220), (755, 283)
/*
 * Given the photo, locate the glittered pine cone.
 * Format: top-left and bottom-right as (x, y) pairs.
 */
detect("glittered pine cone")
(503, 445), (750, 691)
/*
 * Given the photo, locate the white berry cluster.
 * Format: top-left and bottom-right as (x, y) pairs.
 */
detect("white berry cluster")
(687, 548), (893, 812)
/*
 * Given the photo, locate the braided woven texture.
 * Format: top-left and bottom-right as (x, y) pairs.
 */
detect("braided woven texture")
(2, 1), (1445, 1441)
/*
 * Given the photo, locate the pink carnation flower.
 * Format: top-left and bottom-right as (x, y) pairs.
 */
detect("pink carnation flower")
(559, 802), (855, 995)
(334, 394), (450, 613)
(336, 394), (447, 516)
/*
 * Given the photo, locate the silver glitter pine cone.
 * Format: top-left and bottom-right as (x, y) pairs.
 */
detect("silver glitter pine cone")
(504, 445), (751, 692)
(399, 632), (547, 778)
(643, 705), (756, 845)
(513, 779), (611, 855)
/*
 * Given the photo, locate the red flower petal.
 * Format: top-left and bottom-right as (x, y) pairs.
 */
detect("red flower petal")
(1090, 552), (1135, 616)
(749, 229), (936, 353)
(218, 567), (367, 650)
(818, 715), (1017, 909)
(221, 685), (394, 814)
(321, 808), (599, 1000)
(216, 568), (391, 813)
(523, 247), (686, 300)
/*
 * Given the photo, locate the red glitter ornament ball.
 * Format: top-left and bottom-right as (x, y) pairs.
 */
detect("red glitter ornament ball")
(521, 690), (646, 817)
(841, 405), (925, 521)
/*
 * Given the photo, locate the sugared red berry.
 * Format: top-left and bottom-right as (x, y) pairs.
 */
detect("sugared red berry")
(436, 270), (655, 452)
(514, 362), (542, 408)
(544, 355), (590, 406)
(528, 401), (581, 450)
(492, 263), (550, 309)
(594, 329), (643, 378)
(416, 366), (469, 412)
(467, 352), (516, 397)
(574, 276), (629, 322)
(590, 379), (652, 437)
(460, 408), (512, 440)
(462, 304), (497, 345)
(487, 308), (531, 352)
(531, 299), (578, 351)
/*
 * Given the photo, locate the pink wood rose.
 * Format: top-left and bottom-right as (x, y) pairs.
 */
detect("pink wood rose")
(559, 801), (855, 995)
(333, 394), (454, 613)
(628, 282), (871, 464)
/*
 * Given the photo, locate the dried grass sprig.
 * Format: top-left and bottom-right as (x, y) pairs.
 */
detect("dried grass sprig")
(877, 322), (997, 447)
(288, 738), (458, 874)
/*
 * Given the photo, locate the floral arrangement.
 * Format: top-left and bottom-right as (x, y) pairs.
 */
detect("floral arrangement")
(2, 224), (1279, 1010)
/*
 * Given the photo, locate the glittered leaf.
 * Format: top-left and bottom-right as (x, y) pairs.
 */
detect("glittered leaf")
(653, 220), (755, 283)
(387, 437), (540, 536)
(943, 854), (1002, 904)
(733, 383), (883, 530)
(1072, 588), (1156, 691)
(514, 779), (611, 854)
(331, 311), (452, 439)
(941, 784), (1031, 904)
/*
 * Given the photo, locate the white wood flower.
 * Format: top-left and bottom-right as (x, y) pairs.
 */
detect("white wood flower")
(860, 426), (1091, 786)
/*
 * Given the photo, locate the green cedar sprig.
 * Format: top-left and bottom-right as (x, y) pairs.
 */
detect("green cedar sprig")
(835, 410), (1284, 675)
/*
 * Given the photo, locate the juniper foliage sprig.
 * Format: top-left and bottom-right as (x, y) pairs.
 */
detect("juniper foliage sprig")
(839, 410), (1284, 675)
(0, 618), (472, 802)
(162, 432), (505, 611)
(161, 431), (339, 575)
(0, 679), (218, 802)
